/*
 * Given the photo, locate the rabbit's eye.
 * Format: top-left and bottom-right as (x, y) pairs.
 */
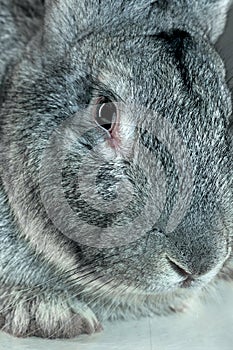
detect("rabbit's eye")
(94, 97), (118, 132)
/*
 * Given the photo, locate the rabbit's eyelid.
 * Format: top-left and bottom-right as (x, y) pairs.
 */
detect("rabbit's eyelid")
(91, 90), (119, 103)
(89, 77), (124, 103)
(69, 98), (119, 111)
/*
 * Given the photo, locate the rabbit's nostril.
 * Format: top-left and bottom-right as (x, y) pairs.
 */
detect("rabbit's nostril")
(166, 256), (191, 278)
(180, 276), (196, 288)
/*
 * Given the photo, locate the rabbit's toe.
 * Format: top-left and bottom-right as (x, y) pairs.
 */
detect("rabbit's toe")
(0, 291), (102, 339)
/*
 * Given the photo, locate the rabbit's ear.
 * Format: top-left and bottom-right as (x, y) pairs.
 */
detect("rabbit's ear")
(42, 0), (233, 52)
(43, 0), (95, 54)
(43, 0), (78, 53)
(196, 0), (233, 42)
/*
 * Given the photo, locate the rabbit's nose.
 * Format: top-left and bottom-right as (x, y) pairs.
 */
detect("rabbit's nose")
(164, 222), (228, 279)
(166, 256), (191, 278)
(167, 256), (200, 287)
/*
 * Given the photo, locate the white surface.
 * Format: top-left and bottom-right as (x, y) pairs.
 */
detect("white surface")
(0, 281), (233, 350)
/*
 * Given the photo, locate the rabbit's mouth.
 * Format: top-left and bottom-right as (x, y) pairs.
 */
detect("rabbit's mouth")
(178, 276), (203, 290)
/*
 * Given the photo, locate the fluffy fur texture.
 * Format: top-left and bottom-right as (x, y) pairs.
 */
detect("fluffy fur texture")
(0, 0), (233, 339)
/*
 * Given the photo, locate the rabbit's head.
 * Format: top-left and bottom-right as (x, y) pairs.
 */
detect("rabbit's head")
(1, 0), (233, 315)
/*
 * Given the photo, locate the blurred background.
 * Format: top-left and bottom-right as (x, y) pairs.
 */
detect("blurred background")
(216, 4), (233, 89)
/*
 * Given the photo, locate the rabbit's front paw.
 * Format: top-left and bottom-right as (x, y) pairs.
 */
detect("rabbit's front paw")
(0, 288), (102, 338)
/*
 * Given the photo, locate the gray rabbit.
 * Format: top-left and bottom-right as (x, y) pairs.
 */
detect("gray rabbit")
(0, 0), (233, 339)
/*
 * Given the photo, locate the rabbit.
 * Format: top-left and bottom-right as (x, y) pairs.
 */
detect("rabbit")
(0, 0), (233, 339)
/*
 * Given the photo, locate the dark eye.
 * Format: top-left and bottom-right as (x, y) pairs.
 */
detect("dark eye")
(94, 97), (118, 132)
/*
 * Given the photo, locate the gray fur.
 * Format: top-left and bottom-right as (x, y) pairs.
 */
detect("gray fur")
(0, 0), (233, 339)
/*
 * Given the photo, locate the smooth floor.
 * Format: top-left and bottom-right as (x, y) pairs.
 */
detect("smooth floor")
(0, 281), (233, 350)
